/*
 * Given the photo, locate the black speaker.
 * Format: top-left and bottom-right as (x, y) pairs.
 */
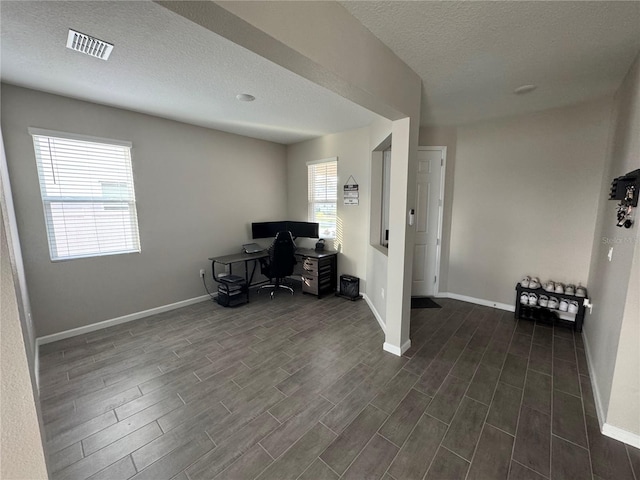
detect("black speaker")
(340, 275), (360, 300)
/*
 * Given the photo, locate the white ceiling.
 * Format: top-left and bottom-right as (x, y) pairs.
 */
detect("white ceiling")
(342, 1), (640, 126)
(1, 2), (639, 141)
(0, 1), (379, 145)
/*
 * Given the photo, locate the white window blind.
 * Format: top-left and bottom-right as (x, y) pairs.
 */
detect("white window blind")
(307, 158), (337, 238)
(30, 129), (141, 261)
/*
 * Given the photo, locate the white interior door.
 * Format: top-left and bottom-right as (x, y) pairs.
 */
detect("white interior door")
(412, 147), (445, 297)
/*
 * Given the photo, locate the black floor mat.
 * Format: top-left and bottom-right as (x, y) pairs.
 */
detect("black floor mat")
(411, 296), (441, 309)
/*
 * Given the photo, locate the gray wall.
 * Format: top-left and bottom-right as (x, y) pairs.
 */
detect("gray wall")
(585, 52), (640, 436)
(286, 126), (371, 286)
(1, 84), (287, 337)
(447, 98), (612, 306)
(1, 208), (48, 479)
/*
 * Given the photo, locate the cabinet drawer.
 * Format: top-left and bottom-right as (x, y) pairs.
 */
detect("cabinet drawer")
(301, 274), (318, 294)
(302, 258), (319, 273)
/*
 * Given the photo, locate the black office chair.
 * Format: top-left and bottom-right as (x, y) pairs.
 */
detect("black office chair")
(258, 231), (297, 299)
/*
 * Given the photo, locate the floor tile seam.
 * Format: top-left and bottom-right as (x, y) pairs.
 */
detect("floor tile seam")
(470, 317), (520, 480)
(434, 344), (497, 476)
(318, 392), (337, 406)
(257, 440), (276, 461)
(625, 446), (639, 480)
(552, 385), (583, 399)
(576, 358), (597, 480)
(318, 419), (341, 437)
(551, 432), (590, 451)
(440, 443), (473, 464)
(81, 393), (175, 453)
(335, 430), (387, 478)
(373, 372), (424, 417)
(66, 419), (162, 478)
(96, 396), (189, 453)
(316, 456), (342, 480)
(45, 410), (120, 453)
(135, 430), (216, 480)
(512, 459), (551, 479)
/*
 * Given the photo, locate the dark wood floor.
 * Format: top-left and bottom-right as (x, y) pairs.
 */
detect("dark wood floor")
(38, 288), (640, 480)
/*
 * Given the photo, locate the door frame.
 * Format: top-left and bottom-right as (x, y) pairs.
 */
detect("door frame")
(416, 146), (446, 296)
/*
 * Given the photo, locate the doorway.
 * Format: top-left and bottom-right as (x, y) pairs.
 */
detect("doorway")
(412, 146), (446, 297)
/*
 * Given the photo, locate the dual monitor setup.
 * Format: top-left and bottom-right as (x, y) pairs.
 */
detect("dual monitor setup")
(251, 220), (319, 240)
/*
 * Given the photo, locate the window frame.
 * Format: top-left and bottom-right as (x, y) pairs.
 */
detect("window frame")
(307, 157), (338, 239)
(29, 128), (141, 261)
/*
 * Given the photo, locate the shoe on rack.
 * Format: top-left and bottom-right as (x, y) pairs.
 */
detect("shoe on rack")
(528, 293), (538, 306)
(544, 281), (555, 292)
(576, 285), (587, 298)
(565, 284), (575, 296)
(559, 298), (569, 312)
(521, 276), (531, 288)
(538, 295), (549, 307)
(520, 292), (529, 304)
(548, 296), (559, 309)
(529, 277), (541, 289)
(554, 283), (565, 294)
(568, 300), (579, 314)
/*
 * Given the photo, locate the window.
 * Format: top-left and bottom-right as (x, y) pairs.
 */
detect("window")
(381, 148), (391, 247)
(307, 157), (337, 238)
(30, 128), (140, 261)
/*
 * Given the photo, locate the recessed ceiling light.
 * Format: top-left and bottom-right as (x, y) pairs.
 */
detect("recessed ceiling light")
(236, 93), (255, 102)
(514, 85), (537, 95)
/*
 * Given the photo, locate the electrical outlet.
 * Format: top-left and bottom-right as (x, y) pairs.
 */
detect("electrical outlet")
(199, 269), (205, 278)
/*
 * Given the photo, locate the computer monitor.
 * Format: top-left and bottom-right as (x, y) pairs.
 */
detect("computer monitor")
(251, 221), (284, 239)
(251, 221), (319, 239)
(287, 221), (319, 239)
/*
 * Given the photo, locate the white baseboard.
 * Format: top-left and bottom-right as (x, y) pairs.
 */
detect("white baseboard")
(581, 330), (640, 448)
(36, 294), (212, 346)
(602, 423), (640, 449)
(383, 340), (411, 357)
(362, 293), (386, 333)
(439, 292), (515, 312)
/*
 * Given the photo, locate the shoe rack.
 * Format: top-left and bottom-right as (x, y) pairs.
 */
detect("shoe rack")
(514, 284), (588, 332)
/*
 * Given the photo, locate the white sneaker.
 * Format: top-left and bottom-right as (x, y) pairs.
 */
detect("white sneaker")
(559, 298), (569, 312)
(548, 296), (559, 309)
(568, 300), (579, 314)
(529, 277), (541, 289)
(521, 276), (531, 288)
(554, 283), (564, 294)
(538, 295), (549, 307)
(565, 284), (575, 296)
(528, 293), (538, 306)
(544, 281), (555, 292)
(520, 292), (529, 304)
(576, 285), (587, 298)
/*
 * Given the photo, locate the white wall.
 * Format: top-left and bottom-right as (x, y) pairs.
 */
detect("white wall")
(448, 98), (612, 306)
(585, 52), (640, 439)
(1, 84), (287, 337)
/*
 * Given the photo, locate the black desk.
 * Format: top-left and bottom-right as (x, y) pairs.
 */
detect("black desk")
(208, 248), (338, 298)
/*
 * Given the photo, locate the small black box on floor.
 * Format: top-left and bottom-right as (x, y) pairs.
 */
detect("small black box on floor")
(338, 275), (362, 301)
(217, 275), (248, 307)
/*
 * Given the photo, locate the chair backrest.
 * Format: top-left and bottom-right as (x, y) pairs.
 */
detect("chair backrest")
(269, 231), (296, 278)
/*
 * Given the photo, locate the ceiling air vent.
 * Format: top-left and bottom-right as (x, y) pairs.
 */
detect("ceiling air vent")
(66, 29), (113, 61)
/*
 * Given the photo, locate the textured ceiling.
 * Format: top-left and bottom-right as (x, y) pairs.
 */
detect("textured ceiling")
(342, 1), (640, 126)
(0, 1), (380, 144)
(2, 2), (639, 138)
